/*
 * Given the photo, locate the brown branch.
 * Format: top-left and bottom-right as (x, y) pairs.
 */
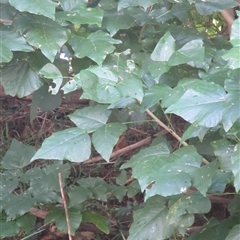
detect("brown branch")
(186, 226), (201, 235)
(58, 173), (72, 240)
(79, 135), (153, 165)
(221, 9), (235, 35)
(0, 19), (13, 24)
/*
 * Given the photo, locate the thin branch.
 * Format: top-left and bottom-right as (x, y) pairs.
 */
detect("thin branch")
(58, 173), (72, 240)
(145, 108), (210, 164)
(81, 136), (153, 165)
(0, 19), (13, 24)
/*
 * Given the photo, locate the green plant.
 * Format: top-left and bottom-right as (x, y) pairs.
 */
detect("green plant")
(0, 0), (239, 239)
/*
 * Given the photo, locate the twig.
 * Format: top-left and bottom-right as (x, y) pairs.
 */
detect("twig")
(58, 173), (72, 240)
(145, 108), (210, 164)
(0, 19), (13, 24)
(81, 136), (153, 165)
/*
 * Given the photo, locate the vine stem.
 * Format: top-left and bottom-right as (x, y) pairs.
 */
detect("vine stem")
(58, 173), (72, 240)
(145, 108), (210, 164)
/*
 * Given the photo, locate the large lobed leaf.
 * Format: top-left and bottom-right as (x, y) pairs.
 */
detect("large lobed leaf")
(0, 26), (33, 63)
(13, 13), (68, 62)
(68, 104), (111, 132)
(0, 58), (43, 97)
(9, 0), (57, 20)
(128, 196), (173, 240)
(121, 144), (202, 198)
(165, 81), (226, 128)
(69, 31), (121, 65)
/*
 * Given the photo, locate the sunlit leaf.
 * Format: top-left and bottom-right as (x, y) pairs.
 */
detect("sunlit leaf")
(165, 82), (226, 127)
(31, 128), (91, 162)
(102, 10), (135, 36)
(168, 39), (204, 66)
(14, 13), (68, 62)
(9, 0), (57, 20)
(69, 31), (121, 65)
(68, 105), (111, 132)
(151, 31), (175, 62)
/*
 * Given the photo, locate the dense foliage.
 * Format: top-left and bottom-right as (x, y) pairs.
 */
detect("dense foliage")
(0, 0), (239, 239)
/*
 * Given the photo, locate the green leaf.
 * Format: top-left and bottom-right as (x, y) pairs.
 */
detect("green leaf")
(212, 139), (235, 171)
(14, 13), (68, 62)
(127, 180), (141, 198)
(116, 170), (128, 186)
(187, 218), (224, 240)
(165, 82), (226, 128)
(76, 177), (109, 201)
(4, 193), (36, 220)
(0, 42), (13, 63)
(0, 26), (33, 52)
(111, 185), (126, 202)
(191, 161), (220, 196)
(151, 31), (175, 62)
(118, 0), (163, 10)
(80, 70), (121, 103)
(128, 196), (172, 240)
(222, 47), (240, 70)
(89, 65), (119, 81)
(148, 61), (171, 79)
(102, 10), (135, 36)
(31, 128), (91, 162)
(222, 75), (240, 131)
(122, 144), (202, 198)
(231, 144), (240, 192)
(141, 84), (172, 110)
(0, 178), (18, 201)
(68, 186), (93, 207)
(57, 7), (103, 26)
(82, 210), (109, 234)
(0, 220), (19, 238)
(69, 31), (121, 65)
(108, 98), (137, 109)
(230, 12), (240, 47)
(68, 105), (111, 132)
(16, 215), (36, 234)
(168, 39), (205, 66)
(228, 195), (240, 216)
(116, 76), (144, 102)
(167, 192), (211, 223)
(1, 139), (35, 169)
(226, 224), (240, 240)
(45, 207), (82, 235)
(39, 63), (63, 95)
(0, 58), (43, 97)
(9, 0), (57, 20)
(92, 123), (127, 161)
(181, 123), (209, 142)
(195, 0), (238, 15)
(58, 0), (85, 11)
(30, 84), (62, 122)
(208, 171), (233, 194)
(26, 162), (70, 193)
